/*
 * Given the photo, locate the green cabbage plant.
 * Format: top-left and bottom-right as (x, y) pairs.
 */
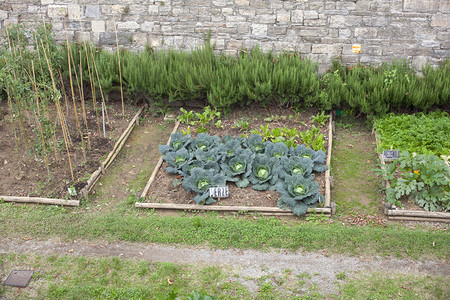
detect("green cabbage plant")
(159, 132), (192, 154)
(182, 167), (226, 205)
(249, 154), (280, 190)
(221, 150), (255, 188)
(217, 138), (244, 161)
(277, 174), (322, 216)
(265, 142), (289, 159)
(290, 145), (328, 173)
(243, 134), (267, 154)
(279, 156), (314, 180)
(163, 148), (193, 174)
(190, 133), (220, 152)
(194, 148), (223, 163)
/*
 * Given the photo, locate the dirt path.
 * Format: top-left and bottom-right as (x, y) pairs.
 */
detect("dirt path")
(1, 238), (448, 294)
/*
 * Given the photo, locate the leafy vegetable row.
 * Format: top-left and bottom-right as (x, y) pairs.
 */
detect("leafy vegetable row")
(159, 133), (328, 216)
(374, 110), (450, 157)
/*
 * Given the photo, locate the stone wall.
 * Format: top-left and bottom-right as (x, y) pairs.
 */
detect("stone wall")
(1, 0), (449, 71)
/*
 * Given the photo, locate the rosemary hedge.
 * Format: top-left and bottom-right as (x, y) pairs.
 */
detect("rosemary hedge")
(2, 26), (449, 115)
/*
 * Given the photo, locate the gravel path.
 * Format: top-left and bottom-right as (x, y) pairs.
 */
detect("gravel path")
(1, 238), (448, 294)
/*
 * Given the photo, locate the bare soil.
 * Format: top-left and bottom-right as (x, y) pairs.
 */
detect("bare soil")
(0, 99), (138, 199)
(148, 105), (328, 208)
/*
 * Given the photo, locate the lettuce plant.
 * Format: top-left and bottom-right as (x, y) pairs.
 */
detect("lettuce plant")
(159, 132), (192, 154)
(290, 145), (328, 173)
(190, 133), (220, 152)
(163, 148), (193, 174)
(220, 150), (255, 188)
(277, 174), (321, 216)
(249, 154), (280, 190)
(279, 156), (314, 180)
(182, 167), (226, 205)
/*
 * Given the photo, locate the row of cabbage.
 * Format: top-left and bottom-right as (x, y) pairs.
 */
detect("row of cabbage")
(159, 133), (328, 216)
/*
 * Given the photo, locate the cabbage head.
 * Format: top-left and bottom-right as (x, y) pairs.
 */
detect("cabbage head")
(277, 174), (321, 216)
(279, 156), (314, 180)
(190, 133), (220, 152)
(290, 145), (328, 173)
(249, 154), (280, 191)
(159, 132), (192, 154)
(243, 134), (266, 154)
(266, 142), (289, 159)
(182, 167), (226, 205)
(194, 147), (223, 163)
(220, 150), (255, 188)
(163, 148), (193, 174)
(217, 138), (244, 161)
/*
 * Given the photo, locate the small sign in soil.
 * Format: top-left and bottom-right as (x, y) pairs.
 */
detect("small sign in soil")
(383, 150), (400, 161)
(3, 270), (34, 288)
(209, 186), (230, 198)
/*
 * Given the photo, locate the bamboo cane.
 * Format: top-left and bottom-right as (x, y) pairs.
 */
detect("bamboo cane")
(41, 39), (74, 180)
(78, 50), (91, 149)
(113, 19), (125, 116)
(78, 18), (101, 135)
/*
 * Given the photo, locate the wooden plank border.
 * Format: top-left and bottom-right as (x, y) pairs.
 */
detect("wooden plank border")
(0, 107), (145, 207)
(373, 129), (450, 223)
(0, 196), (80, 207)
(136, 114), (334, 217)
(80, 106), (145, 197)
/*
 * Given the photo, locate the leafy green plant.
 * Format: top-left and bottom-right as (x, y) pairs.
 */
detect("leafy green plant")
(375, 151), (450, 211)
(278, 156), (314, 180)
(220, 150), (254, 188)
(182, 168), (226, 205)
(159, 132), (192, 154)
(243, 134), (267, 154)
(290, 145), (328, 173)
(190, 133), (220, 152)
(248, 155), (280, 191)
(277, 174), (322, 216)
(162, 148), (193, 174)
(311, 111), (330, 126)
(232, 119), (250, 132)
(374, 111), (450, 156)
(265, 142), (289, 159)
(300, 125), (325, 151)
(177, 108), (196, 125)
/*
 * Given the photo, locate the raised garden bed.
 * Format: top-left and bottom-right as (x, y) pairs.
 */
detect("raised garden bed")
(0, 100), (143, 206)
(136, 107), (334, 217)
(373, 113), (450, 223)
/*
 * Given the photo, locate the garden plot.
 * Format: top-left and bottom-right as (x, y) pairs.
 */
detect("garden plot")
(373, 111), (450, 223)
(136, 106), (333, 217)
(0, 99), (140, 205)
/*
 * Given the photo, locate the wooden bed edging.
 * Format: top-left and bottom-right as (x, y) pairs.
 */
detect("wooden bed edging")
(137, 114), (334, 217)
(80, 106), (145, 197)
(135, 202), (331, 216)
(324, 113), (333, 210)
(0, 196), (80, 207)
(374, 130), (450, 223)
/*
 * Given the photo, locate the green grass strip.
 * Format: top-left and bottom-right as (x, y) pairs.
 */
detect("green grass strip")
(1, 203), (448, 260)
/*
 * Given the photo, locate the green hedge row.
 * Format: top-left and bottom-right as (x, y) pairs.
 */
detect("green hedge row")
(1, 24), (449, 115)
(66, 42), (448, 114)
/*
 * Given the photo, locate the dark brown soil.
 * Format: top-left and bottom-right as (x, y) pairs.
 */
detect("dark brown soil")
(0, 98), (138, 199)
(148, 105), (329, 208)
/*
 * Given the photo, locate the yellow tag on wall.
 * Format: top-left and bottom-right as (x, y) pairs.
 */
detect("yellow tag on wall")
(352, 44), (361, 53)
